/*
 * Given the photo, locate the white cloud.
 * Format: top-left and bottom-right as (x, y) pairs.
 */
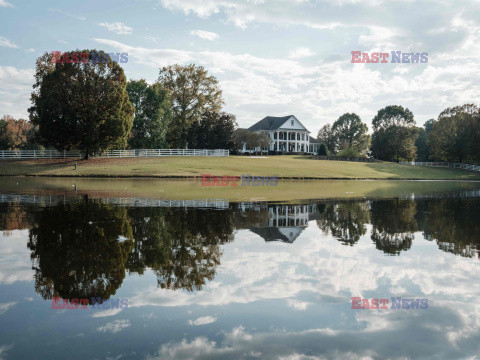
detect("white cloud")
(286, 299), (312, 311)
(0, 302), (16, 315)
(0, 36), (18, 49)
(188, 316), (217, 326)
(96, 319), (131, 334)
(288, 47), (315, 59)
(190, 30), (220, 41)
(49, 8), (86, 21)
(98, 22), (133, 35)
(0, 0), (13, 7)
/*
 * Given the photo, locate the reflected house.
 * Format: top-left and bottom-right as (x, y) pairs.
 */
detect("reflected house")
(242, 203), (320, 243)
(246, 115), (320, 154)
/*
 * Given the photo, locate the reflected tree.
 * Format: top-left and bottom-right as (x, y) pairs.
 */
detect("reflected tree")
(370, 199), (417, 255)
(424, 198), (480, 258)
(127, 207), (235, 291)
(28, 201), (133, 302)
(317, 202), (370, 246)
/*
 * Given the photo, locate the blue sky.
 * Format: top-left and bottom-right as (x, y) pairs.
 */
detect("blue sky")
(1, 0), (480, 134)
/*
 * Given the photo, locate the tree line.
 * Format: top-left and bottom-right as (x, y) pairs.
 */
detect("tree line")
(2, 49), (479, 162)
(317, 104), (480, 163)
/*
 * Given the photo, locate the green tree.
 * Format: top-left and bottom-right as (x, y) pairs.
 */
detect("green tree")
(186, 111), (236, 150)
(428, 104), (479, 163)
(158, 64), (224, 148)
(29, 50), (134, 159)
(331, 113), (370, 156)
(317, 124), (336, 154)
(371, 105), (418, 162)
(233, 128), (252, 153)
(126, 79), (172, 148)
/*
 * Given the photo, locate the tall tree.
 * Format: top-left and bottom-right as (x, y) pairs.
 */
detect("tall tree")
(126, 79), (172, 148)
(157, 64), (224, 148)
(415, 119), (435, 162)
(331, 113), (370, 155)
(371, 105), (418, 162)
(428, 104), (479, 163)
(29, 50), (134, 159)
(317, 124), (336, 154)
(186, 111), (236, 150)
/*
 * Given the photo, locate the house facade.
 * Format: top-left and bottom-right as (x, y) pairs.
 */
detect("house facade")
(247, 115), (320, 154)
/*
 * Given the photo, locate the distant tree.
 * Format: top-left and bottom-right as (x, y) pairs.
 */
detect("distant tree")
(371, 105), (418, 162)
(126, 79), (172, 148)
(233, 128), (252, 153)
(317, 124), (336, 154)
(29, 50), (134, 159)
(186, 111), (236, 150)
(415, 119), (434, 162)
(257, 132), (272, 155)
(158, 64), (224, 148)
(0, 115), (38, 150)
(428, 104), (480, 163)
(317, 143), (327, 156)
(331, 113), (370, 156)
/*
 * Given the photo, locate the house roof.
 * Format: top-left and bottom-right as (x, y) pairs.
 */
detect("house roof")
(249, 227), (301, 243)
(309, 136), (321, 144)
(248, 115), (309, 132)
(248, 115), (293, 131)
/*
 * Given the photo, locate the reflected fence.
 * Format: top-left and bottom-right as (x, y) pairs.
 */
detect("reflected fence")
(0, 149), (229, 159)
(400, 161), (480, 172)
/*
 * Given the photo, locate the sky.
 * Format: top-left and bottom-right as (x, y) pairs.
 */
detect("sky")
(1, 0), (480, 135)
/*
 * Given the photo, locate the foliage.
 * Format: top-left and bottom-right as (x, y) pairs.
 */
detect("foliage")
(158, 64), (224, 148)
(317, 124), (336, 154)
(371, 105), (418, 162)
(317, 143), (327, 156)
(0, 115), (39, 150)
(126, 79), (172, 148)
(29, 50), (134, 159)
(428, 104), (480, 163)
(331, 113), (370, 155)
(186, 111), (236, 150)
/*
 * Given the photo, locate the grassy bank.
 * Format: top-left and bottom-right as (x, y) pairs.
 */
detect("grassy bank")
(1, 177), (480, 202)
(0, 156), (480, 180)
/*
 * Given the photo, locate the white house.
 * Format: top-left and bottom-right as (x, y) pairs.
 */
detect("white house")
(247, 115), (320, 154)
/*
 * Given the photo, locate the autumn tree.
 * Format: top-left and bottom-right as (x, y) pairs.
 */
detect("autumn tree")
(0, 115), (37, 150)
(158, 64), (224, 148)
(371, 105), (418, 162)
(29, 50), (134, 159)
(126, 79), (172, 148)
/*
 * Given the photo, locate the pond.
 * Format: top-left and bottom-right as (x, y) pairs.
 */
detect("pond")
(0, 180), (480, 359)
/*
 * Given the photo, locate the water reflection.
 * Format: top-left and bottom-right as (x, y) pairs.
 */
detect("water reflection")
(1, 190), (480, 359)
(0, 192), (479, 300)
(27, 201), (133, 303)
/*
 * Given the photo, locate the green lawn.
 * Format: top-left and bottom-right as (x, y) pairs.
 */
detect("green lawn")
(0, 155), (479, 180)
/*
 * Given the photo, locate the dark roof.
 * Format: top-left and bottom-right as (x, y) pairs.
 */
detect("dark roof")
(249, 227), (301, 243)
(309, 136), (321, 144)
(248, 115), (294, 131)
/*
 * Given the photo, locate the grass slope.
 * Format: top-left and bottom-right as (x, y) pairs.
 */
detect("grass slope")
(0, 155), (479, 180)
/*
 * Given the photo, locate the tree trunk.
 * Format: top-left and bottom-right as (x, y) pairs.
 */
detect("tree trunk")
(84, 149), (89, 160)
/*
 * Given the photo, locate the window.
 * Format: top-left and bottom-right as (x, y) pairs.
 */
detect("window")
(291, 119), (294, 126)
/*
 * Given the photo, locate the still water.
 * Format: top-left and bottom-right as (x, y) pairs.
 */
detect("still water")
(1, 186), (480, 359)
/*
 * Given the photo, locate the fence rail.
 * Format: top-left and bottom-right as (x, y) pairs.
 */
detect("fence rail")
(400, 161), (480, 172)
(0, 149), (229, 159)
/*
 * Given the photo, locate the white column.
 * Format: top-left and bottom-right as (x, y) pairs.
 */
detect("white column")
(277, 131), (279, 152)
(286, 131), (289, 153)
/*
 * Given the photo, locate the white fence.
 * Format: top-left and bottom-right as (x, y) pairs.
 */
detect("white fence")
(401, 161), (480, 172)
(0, 148), (229, 159)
